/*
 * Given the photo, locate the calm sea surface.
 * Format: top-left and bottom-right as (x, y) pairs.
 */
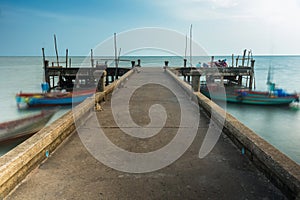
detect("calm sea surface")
(0, 56), (300, 164)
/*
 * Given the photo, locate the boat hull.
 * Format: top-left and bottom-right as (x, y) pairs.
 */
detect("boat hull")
(16, 89), (95, 109)
(0, 110), (56, 143)
(201, 86), (298, 105)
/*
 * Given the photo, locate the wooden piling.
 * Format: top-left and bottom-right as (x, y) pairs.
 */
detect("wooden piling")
(236, 56), (239, 67)
(191, 70), (201, 92)
(131, 61), (135, 68)
(91, 49), (94, 68)
(249, 59), (255, 89)
(164, 61), (169, 67)
(66, 49), (68, 68)
(242, 49), (246, 67)
(54, 34), (60, 67)
(42, 48), (47, 83)
(137, 59), (141, 67)
(44, 60), (50, 88)
(183, 59), (187, 81)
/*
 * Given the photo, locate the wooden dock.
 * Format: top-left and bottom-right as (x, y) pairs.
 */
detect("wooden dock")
(3, 67), (292, 199)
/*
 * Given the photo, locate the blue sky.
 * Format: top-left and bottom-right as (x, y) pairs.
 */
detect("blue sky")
(1, 0), (300, 56)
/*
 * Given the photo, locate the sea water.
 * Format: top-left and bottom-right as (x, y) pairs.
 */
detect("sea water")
(0, 56), (300, 164)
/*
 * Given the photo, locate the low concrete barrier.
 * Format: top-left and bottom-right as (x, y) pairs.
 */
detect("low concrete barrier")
(0, 69), (134, 199)
(166, 68), (300, 199)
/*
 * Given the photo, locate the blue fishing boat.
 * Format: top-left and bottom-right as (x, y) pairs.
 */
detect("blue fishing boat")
(15, 35), (101, 109)
(16, 89), (95, 109)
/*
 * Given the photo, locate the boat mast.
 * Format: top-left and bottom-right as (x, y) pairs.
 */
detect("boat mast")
(54, 34), (60, 67)
(114, 33), (118, 80)
(184, 34), (187, 59)
(267, 63), (275, 92)
(42, 48), (46, 83)
(189, 24), (192, 67)
(54, 34), (62, 89)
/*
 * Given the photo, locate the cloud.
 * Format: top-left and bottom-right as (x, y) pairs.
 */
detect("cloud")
(152, 0), (300, 24)
(151, 0), (245, 21)
(149, 0), (300, 55)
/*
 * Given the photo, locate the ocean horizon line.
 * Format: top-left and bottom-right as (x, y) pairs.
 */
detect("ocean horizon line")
(1, 54), (300, 57)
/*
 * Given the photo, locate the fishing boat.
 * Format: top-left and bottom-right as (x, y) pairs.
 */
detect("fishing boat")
(15, 35), (99, 109)
(199, 50), (299, 106)
(201, 85), (298, 105)
(0, 109), (56, 143)
(16, 89), (95, 109)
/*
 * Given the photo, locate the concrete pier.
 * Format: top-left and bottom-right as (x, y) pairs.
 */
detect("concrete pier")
(3, 67), (290, 199)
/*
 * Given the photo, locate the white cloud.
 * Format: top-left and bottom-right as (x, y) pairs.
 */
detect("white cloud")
(152, 0), (300, 24)
(151, 0), (300, 54)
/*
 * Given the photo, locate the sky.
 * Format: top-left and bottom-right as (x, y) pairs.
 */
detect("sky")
(0, 0), (300, 56)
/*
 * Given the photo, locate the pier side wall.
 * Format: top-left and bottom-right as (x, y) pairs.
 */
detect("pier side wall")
(166, 68), (300, 199)
(0, 69), (134, 199)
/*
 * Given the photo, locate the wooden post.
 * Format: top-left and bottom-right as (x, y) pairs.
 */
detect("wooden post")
(238, 53), (243, 85)
(247, 50), (250, 67)
(183, 59), (187, 81)
(91, 49), (94, 68)
(42, 48), (46, 67)
(191, 70), (201, 92)
(42, 48), (46, 82)
(242, 49), (246, 67)
(249, 59), (255, 89)
(66, 49), (68, 68)
(131, 61), (135, 68)
(69, 58), (71, 68)
(211, 56), (214, 67)
(232, 54), (234, 67)
(44, 60), (50, 87)
(54, 34), (60, 67)
(235, 56), (239, 67)
(164, 61), (169, 67)
(137, 59), (141, 67)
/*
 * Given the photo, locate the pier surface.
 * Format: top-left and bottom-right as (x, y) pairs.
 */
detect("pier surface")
(7, 68), (285, 199)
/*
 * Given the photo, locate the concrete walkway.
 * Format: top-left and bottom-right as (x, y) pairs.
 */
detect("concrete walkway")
(7, 68), (286, 199)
